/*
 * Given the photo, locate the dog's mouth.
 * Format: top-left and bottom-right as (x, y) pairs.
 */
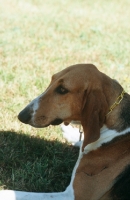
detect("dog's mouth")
(28, 118), (63, 128)
(50, 118), (63, 125)
(50, 118), (71, 126)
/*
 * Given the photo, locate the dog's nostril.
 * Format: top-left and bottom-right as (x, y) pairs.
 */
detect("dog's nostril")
(18, 108), (32, 124)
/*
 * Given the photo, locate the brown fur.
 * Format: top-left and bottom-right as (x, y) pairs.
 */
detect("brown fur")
(73, 134), (130, 200)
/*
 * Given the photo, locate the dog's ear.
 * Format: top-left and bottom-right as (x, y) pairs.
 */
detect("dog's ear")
(81, 90), (108, 151)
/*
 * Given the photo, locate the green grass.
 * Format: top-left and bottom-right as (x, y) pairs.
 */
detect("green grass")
(0, 130), (78, 192)
(0, 0), (130, 192)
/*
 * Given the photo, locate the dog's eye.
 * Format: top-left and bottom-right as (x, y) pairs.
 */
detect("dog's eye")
(56, 86), (69, 95)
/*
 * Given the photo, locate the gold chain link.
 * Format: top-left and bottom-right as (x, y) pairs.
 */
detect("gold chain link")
(106, 89), (126, 116)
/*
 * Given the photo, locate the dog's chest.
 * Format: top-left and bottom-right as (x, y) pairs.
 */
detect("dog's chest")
(73, 134), (130, 200)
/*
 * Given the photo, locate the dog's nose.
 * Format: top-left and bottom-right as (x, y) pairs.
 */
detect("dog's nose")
(18, 107), (32, 124)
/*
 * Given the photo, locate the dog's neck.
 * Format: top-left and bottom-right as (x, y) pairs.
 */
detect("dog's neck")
(100, 74), (130, 132)
(106, 92), (130, 132)
(83, 125), (130, 154)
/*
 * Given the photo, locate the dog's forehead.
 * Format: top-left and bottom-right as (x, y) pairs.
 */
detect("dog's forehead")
(52, 64), (98, 81)
(51, 64), (100, 88)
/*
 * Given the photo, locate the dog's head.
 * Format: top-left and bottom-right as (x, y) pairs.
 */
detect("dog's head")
(18, 64), (119, 149)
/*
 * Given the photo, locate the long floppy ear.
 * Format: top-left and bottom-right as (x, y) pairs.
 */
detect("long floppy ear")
(81, 89), (108, 151)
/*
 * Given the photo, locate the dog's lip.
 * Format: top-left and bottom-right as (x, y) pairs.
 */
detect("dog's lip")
(28, 122), (50, 128)
(28, 119), (70, 128)
(50, 118), (63, 125)
(28, 119), (63, 128)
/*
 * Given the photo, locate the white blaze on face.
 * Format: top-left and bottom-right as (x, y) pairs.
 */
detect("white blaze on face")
(29, 91), (47, 122)
(32, 97), (40, 117)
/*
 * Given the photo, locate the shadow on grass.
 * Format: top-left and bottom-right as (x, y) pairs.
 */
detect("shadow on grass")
(0, 130), (79, 192)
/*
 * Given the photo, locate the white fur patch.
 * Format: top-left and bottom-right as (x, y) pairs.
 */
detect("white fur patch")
(30, 91), (47, 123)
(31, 97), (40, 117)
(84, 126), (130, 153)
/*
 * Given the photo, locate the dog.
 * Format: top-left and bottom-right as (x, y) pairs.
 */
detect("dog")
(0, 64), (130, 200)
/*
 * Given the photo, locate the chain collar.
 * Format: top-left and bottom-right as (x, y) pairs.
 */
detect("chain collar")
(106, 89), (126, 116)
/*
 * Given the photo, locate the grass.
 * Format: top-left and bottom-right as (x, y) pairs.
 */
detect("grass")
(0, 130), (78, 192)
(0, 0), (130, 192)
